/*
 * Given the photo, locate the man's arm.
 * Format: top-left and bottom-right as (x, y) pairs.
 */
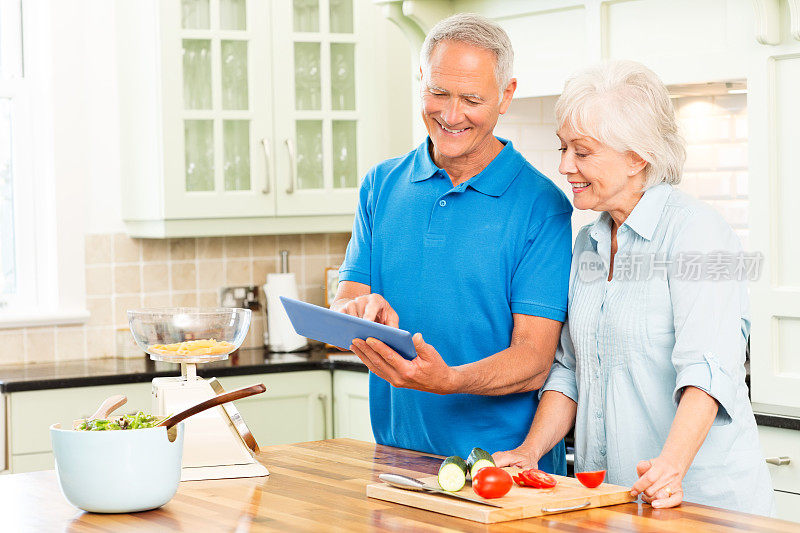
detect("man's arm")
(350, 313), (563, 395)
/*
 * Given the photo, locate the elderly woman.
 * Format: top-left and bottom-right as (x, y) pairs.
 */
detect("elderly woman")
(493, 60), (774, 515)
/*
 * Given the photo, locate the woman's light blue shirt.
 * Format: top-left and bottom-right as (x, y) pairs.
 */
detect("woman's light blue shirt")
(543, 183), (775, 515)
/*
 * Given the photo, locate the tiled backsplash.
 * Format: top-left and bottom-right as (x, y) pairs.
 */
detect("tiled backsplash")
(0, 233), (350, 365)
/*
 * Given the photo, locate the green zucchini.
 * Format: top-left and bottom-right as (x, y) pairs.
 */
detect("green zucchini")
(437, 456), (468, 492)
(466, 447), (495, 479)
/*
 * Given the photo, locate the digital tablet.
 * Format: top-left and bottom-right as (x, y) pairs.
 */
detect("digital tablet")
(279, 296), (417, 360)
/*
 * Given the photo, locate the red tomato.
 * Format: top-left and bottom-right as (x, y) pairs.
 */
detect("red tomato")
(519, 469), (557, 489)
(575, 470), (606, 488)
(471, 467), (513, 499)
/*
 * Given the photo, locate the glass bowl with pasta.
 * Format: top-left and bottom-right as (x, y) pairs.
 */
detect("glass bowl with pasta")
(127, 307), (251, 363)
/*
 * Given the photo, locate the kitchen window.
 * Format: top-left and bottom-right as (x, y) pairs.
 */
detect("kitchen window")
(0, 0), (88, 327)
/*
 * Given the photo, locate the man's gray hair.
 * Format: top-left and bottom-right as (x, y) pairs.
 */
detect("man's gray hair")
(420, 13), (514, 95)
(555, 60), (686, 189)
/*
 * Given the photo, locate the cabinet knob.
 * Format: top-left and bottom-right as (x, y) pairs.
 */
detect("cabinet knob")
(765, 456), (791, 466)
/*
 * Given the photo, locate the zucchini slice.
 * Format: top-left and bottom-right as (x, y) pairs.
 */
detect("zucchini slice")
(466, 447), (495, 479)
(438, 456), (468, 492)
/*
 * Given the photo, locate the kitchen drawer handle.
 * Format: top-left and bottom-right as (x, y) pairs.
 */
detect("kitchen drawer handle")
(285, 138), (296, 194)
(261, 138), (271, 194)
(541, 501), (590, 513)
(318, 393), (328, 439)
(765, 456), (791, 466)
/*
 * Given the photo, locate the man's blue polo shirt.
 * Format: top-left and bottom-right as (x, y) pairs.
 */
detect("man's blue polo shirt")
(339, 137), (572, 475)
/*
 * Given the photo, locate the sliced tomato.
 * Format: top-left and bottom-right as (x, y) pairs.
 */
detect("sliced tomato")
(512, 474), (525, 486)
(575, 470), (606, 488)
(520, 469), (557, 489)
(471, 467), (513, 499)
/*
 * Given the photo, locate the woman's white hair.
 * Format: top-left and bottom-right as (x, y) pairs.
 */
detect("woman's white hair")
(420, 13), (514, 96)
(554, 60), (686, 189)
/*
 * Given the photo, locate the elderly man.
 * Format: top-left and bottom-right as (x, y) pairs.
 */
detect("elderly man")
(332, 13), (572, 474)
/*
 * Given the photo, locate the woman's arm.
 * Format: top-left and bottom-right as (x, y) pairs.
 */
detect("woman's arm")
(492, 390), (577, 468)
(630, 386), (718, 508)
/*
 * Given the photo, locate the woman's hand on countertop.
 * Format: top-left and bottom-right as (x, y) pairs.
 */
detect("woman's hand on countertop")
(630, 457), (685, 509)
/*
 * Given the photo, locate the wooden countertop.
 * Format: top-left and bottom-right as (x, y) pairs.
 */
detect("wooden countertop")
(1, 439), (796, 532)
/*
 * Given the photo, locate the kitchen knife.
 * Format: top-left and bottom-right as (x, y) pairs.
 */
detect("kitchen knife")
(378, 473), (503, 508)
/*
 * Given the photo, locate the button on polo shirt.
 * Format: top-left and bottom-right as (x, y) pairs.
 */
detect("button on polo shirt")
(339, 137), (573, 474)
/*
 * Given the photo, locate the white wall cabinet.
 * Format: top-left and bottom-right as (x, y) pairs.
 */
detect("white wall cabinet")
(332, 370), (372, 441)
(117, 0), (411, 237)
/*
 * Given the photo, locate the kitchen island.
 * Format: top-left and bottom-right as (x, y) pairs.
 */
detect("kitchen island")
(1, 439), (795, 532)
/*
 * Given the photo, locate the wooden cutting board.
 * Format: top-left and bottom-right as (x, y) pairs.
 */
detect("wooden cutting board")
(366, 469), (636, 524)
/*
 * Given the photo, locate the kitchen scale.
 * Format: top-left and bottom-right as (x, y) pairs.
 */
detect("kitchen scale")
(128, 307), (269, 482)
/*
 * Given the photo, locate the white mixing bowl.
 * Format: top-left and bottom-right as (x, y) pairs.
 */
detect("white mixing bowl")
(50, 422), (184, 513)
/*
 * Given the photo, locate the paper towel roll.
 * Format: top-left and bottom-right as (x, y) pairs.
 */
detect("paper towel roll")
(264, 273), (308, 352)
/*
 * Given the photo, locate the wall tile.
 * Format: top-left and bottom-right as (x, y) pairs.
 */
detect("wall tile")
(142, 239), (169, 261)
(197, 237), (224, 259)
(171, 262), (197, 291)
(114, 295), (142, 327)
(86, 326), (115, 359)
(143, 292), (171, 308)
(252, 258), (277, 284)
(113, 234), (141, 263)
(328, 233), (351, 256)
(304, 255), (329, 292)
(86, 297), (113, 326)
(198, 291), (218, 307)
(225, 259), (252, 285)
(142, 263), (170, 292)
(114, 264), (142, 294)
(169, 238), (196, 261)
(55, 326), (86, 361)
(304, 234), (326, 255)
(277, 234), (303, 257)
(0, 331), (26, 365)
(26, 327), (55, 364)
(85, 234), (112, 265)
(173, 292), (198, 307)
(252, 235), (277, 257)
(198, 260), (224, 290)
(86, 266), (112, 296)
(224, 236), (250, 258)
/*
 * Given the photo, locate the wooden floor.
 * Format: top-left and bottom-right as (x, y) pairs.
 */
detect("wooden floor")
(0, 438), (796, 532)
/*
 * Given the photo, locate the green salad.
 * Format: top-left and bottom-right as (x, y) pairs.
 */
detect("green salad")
(77, 411), (163, 431)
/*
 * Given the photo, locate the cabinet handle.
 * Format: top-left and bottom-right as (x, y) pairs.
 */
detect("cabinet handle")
(260, 137), (271, 194)
(285, 138), (296, 194)
(765, 456), (791, 466)
(318, 393), (328, 439)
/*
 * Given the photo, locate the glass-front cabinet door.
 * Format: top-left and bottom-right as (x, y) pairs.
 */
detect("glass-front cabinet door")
(159, 0), (274, 219)
(271, 0), (363, 215)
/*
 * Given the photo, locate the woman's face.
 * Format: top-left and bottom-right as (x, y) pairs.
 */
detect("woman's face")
(557, 123), (646, 214)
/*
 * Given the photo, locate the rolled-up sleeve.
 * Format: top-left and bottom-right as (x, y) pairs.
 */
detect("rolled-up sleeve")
(541, 319), (578, 403)
(668, 208), (748, 426)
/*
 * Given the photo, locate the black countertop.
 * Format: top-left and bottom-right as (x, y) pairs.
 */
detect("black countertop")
(1, 348), (797, 431)
(0, 347), (367, 393)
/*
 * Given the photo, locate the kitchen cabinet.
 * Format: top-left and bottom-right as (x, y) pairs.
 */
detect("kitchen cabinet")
(332, 369), (372, 441)
(116, 0), (411, 237)
(758, 425), (800, 523)
(4, 382), (153, 473)
(217, 371), (333, 445)
(2, 371), (332, 474)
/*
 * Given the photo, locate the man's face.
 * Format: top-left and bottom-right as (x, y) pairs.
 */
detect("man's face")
(421, 41), (513, 161)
